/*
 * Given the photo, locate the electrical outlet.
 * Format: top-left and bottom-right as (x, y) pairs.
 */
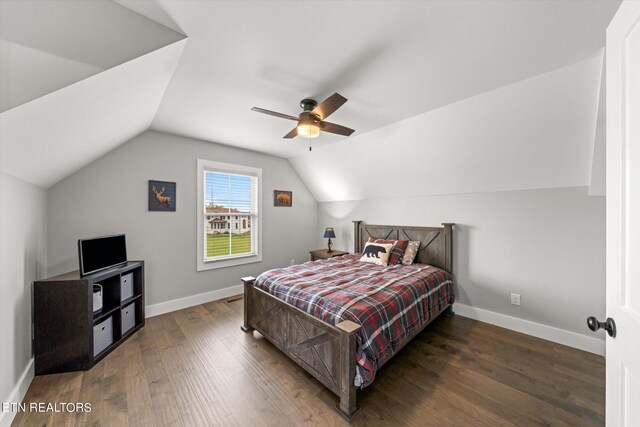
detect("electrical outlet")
(290, 259), (295, 266)
(511, 293), (521, 306)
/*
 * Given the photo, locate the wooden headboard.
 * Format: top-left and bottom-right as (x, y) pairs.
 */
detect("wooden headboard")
(353, 221), (454, 273)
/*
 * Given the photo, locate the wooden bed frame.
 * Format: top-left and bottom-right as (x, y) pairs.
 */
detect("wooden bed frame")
(240, 221), (454, 420)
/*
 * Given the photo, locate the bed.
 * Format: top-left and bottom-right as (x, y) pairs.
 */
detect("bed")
(240, 221), (455, 420)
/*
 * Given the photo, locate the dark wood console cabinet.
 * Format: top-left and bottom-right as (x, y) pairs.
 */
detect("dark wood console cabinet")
(34, 261), (145, 375)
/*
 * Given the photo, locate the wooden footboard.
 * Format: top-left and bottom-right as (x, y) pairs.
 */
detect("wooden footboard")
(240, 221), (454, 420)
(241, 276), (361, 420)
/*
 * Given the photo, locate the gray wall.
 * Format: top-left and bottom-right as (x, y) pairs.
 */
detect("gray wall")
(0, 171), (46, 414)
(317, 186), (605, 338)
(47, 130), (317, 305)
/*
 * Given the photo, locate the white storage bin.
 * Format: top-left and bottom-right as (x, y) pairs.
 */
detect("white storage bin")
(93, 316), (113, 356)
(121, 303), (136, 334)
(121, 272), (134, 301)
(92, 284), (103, 312)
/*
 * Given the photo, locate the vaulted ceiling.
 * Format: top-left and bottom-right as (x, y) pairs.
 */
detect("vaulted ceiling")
(0, 0), (185, 188)
(0, 0), (620, 192)
(291, 52), (604, 201)
(0, 0), (184, 112)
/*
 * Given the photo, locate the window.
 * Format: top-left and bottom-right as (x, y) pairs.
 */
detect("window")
(197, 159), (262, 271)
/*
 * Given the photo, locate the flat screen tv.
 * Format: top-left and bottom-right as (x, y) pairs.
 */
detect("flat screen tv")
(78, 234), (127, 277)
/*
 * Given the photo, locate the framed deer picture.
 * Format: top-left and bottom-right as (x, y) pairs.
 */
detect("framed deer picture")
(274, 190), (292, 207)
(149, 180), (176, 212)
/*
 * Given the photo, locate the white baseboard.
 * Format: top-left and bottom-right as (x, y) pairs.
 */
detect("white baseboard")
(0, 358), (34, 427)
(144, 290), (606, 355)
(145, 284), (244, 318)
(453, 303), (605, 356)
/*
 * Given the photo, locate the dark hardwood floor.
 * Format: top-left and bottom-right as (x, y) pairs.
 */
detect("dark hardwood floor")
(13, 297), (605, 426)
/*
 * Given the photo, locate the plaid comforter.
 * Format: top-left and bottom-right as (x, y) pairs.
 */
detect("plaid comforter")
(254, 254), (455, 388)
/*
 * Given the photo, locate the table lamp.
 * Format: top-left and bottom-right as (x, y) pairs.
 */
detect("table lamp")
(323, 227), (336, 252)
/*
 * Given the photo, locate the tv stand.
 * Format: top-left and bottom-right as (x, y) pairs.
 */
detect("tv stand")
(33, 261), (145, 375)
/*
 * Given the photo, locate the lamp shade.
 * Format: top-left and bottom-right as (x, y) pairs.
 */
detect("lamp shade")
(323, 227), (336, 238)
(298, 121), (320, 138)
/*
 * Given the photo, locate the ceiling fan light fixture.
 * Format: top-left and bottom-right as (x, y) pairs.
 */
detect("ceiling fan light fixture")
(252, 93), (354, 140)
(297, 121), (320, 138)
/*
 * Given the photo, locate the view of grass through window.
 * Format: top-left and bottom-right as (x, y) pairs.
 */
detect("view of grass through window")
(205, 171), (255, 258)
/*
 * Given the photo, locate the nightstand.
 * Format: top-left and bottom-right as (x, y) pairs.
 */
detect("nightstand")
(310, 249), (349, 261)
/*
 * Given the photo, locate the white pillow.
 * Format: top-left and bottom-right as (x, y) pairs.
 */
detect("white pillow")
(359, 242), (394, 266)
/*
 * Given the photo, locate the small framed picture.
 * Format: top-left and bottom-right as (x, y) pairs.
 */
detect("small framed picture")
(274, 190), (292, 207)
(149, 180), (176, 211)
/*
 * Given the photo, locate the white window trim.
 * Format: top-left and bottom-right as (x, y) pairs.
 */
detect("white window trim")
(197, 159), (262, 271)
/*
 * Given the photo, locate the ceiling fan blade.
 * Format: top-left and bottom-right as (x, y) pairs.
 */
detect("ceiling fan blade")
(283, 127), (298, 139)
(251, 107), (299, 121)
(311, 93), (347, 120)
(320, 121), (355, 136)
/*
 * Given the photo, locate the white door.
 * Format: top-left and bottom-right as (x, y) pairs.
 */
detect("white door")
(606, 1), (640, 426)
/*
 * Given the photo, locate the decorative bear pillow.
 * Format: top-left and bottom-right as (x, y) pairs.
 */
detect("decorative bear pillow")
(367, 238), (408, 264)
(359, 242), (394, 266)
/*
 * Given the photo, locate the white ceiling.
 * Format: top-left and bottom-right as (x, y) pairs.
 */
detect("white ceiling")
(148, 0), (620, 158)
(589, 60), (607, 196)
(0, 0), (184, 112)
(0, 39), (186, 188)
(0, 0), (620, 190)
(113, 0), (183, 35)
(0, 38), (103, 113)
(290, 53), (605, 202)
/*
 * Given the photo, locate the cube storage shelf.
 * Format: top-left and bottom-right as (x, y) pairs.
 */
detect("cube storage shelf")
(34, 261), (145, 375)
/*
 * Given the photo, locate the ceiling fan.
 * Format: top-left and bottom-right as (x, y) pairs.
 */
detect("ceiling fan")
(251, 92), (355, 140)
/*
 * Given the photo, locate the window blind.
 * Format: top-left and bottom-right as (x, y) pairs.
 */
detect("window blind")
(204, 170), (258, 260)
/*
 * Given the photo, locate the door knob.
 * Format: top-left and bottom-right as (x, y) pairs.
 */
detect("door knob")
(587, 316), (616, 338)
